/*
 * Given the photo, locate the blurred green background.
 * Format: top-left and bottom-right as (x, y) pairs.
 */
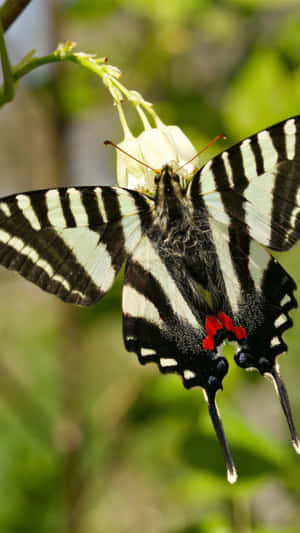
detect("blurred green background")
(1, 0), (300, 532)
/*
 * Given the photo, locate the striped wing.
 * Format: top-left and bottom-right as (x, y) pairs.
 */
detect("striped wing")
(207, 218), (297, 372)
(0, 186), (153, 306)
(122, 233), (241, 481)
(189, 116), (300, 251)
(206, 216), (299, 451)
(122, 234), (228, 391)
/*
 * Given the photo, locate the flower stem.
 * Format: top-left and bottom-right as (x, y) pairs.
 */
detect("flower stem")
(0, 39), (158, 133)
(0, 0), (32, 32)
(0, 18), (15, 103)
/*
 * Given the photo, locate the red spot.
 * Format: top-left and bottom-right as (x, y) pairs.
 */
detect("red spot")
(218, 312), (234, 332)
(205, 315), (222, 336)
(202, 335), (215, 351)
(202, 311), (247, 351)
(233, 326), (247, 340)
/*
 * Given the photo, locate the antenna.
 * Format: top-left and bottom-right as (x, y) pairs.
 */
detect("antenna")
(104, 140), (159, 173)
(175, 134), (227, 173)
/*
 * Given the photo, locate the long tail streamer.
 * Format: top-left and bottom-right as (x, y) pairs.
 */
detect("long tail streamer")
(268, 365), (300, 454)
(203, 390), (238, 484)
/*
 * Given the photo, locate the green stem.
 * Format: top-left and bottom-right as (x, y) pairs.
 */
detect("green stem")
(0, 40), (157, 132)
(0, 0), (32, 32)
(0, 17), (14, 103)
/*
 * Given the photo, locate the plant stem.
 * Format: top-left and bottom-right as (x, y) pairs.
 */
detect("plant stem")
(0, 17), (14, 103)
(0, 0), (32, 32)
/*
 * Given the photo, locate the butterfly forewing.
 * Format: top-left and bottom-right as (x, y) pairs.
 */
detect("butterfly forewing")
(0, 186), (153, 305)
(189, 116), (300, 250)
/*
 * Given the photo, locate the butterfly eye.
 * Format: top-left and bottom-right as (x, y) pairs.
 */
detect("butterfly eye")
(173, 175), (180, 184)
(154, 175), (160, 184)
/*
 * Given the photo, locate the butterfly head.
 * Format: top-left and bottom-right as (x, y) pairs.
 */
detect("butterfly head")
(154, 164), (187, 207)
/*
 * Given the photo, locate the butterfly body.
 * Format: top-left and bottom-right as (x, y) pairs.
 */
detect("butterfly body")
(1, 116), (300, 481)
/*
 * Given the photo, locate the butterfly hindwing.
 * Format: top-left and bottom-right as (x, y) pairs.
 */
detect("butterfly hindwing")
(0, 186), (153, 306)
(205, 217), (297, 373)
(122, 234), (229, 392)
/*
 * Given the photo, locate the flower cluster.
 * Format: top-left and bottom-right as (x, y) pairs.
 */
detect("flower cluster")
(117, 119), (199, 196)
(111, 93), (199, 196)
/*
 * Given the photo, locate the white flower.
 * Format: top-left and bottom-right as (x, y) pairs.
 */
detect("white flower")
(116, 123), (199, 196)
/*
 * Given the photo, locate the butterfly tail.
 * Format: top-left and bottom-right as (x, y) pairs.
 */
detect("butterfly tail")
(203, 389), (238, 484)
(268, 365), (300, 454)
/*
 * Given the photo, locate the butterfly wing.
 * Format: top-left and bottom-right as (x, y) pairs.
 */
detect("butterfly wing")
(207, 216), (299, 451)
(0, 186), (153, 306)
(188, 149), (300, 452)
(205, 217), (297, 366)
(122, 233), (238, 481)
(189, 116), (300, 251)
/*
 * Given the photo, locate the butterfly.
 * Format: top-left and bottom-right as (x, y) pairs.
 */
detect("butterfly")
(0, 116), (299, 482)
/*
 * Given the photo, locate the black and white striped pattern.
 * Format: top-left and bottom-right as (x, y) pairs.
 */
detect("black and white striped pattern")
(0, 186), (153, 305)
(1, 115), (300, 481)
(190, 116), (300, 251)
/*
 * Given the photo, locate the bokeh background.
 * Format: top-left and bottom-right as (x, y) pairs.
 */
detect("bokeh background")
(1, 0), (300, 532)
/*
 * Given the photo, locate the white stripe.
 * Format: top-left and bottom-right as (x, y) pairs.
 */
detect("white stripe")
(46, 189), (66, 228)
(290, 206), (299, 227)
(0, 202), (11, 217)
(121, 216), (142, 254)
(115, 190), (139, 216)
(16, 194), (41, 231)
(23, 246), (38, 263)
(94, 187), (108, 223)
(248, 241), (270, 290)
(69, 288), (85, 298)
(8, 236), (24, 252)
(270, 337), (281, 347)
(221, 151), (234, 188)
(202, 159), (213, 173)
(199, 168), (216, 194)
(280, 294), (291, 306)
(62, 227), (115, 292)
(209, 220), (241, 313)
(240, 138), (257, 179)
(0, 229), (10, 243)
(84, 241), (116, 292)
(204, 192), (231, 225)
(0, 227), (72, 292)
(284, 118), (296, 160)
(36, 258), (53, 277)
(24, 249), (71, 291)
(184, 370), (196, 380)
(141, 347), (156, 357)
(243, 192), (272, 246)
(132, 236), (200, 329)
(52, 274), (71, 291)
(160, 358), (177, 367)
(123, 284), (160, 324)
(67, 188), (88, 226)
(274, 314), (288, 328)
(257, 129), (278, 170)
(30, 248), (71, 291)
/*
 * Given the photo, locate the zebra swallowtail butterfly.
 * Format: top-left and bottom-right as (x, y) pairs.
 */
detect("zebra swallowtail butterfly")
(0, 116), (299, 482)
